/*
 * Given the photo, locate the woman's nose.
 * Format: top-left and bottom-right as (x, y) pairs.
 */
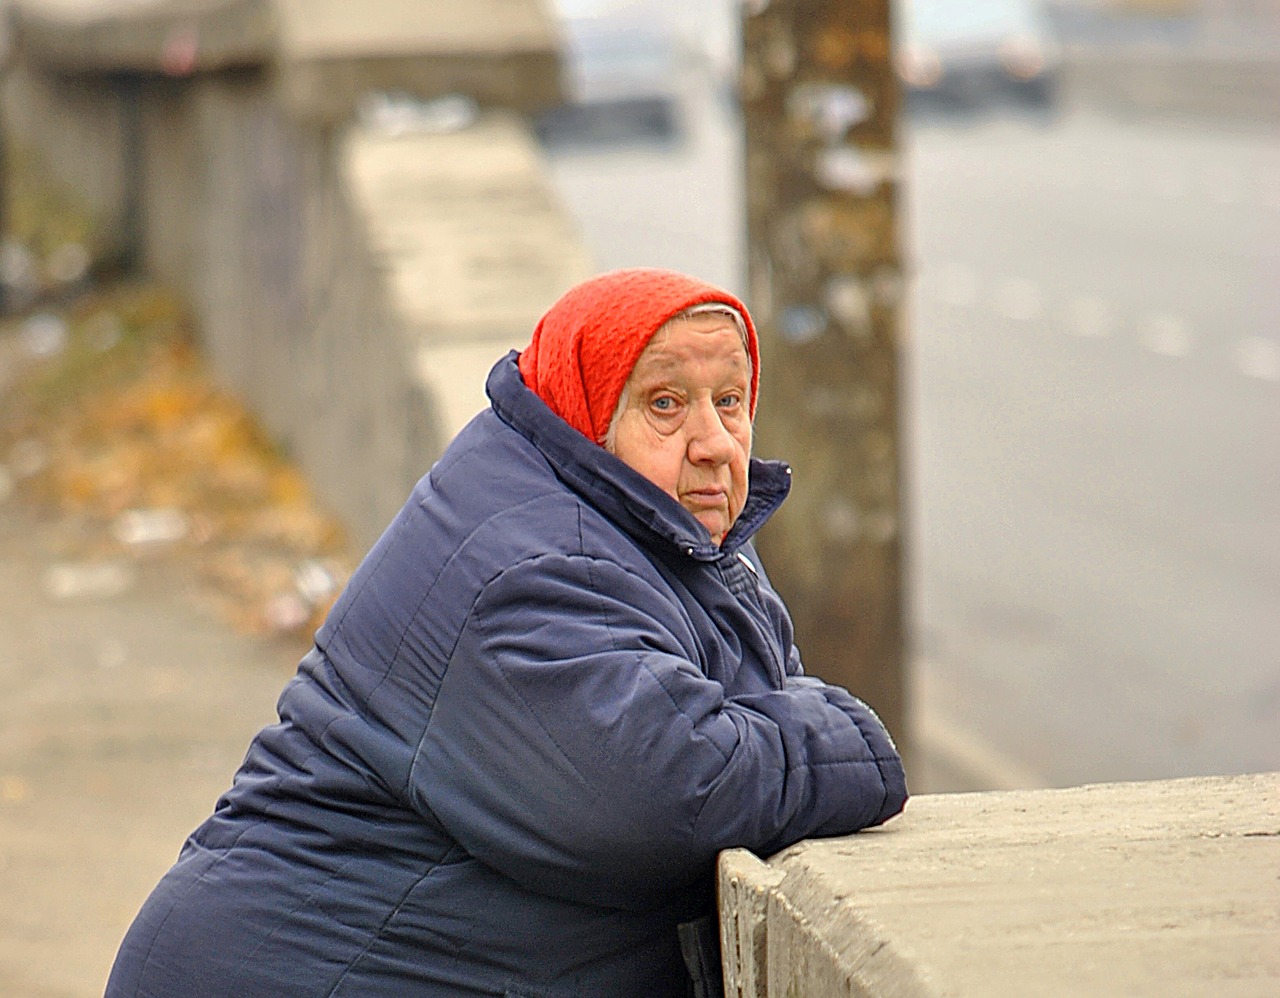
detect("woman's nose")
(686, 399), (736, 464)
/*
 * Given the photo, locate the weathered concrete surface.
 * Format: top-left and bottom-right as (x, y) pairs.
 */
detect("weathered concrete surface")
(11, 0), (275, 72)
(189, 108), (589, 552)
(273, 0), (564, 123)
(720, 772), (1280, 997)
(343, 112), (593, 442)
(10, 0), (564, 123)
(0, 60), (125, 259)
(720, 850), (786, 998)
(741, 0), (909, 759)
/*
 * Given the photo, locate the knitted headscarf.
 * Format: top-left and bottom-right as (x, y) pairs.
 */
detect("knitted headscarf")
(518, 268), (760, 443)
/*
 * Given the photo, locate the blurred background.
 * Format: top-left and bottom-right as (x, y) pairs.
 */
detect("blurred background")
(535, 0), (1279, 789)
(0, 3), (1275, 992)
(1, 0), (1277, 793)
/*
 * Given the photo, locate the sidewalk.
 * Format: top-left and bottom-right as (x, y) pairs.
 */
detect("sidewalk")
(0, 501), (299, 997)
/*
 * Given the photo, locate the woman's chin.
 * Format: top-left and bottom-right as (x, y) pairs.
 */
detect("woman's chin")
(693, 514), (729, 546)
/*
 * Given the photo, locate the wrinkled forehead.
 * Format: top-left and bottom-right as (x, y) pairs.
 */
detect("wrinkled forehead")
(634, 312), (753, 380)
(666, 303), (750, 348)
(646, 306), (750, 358)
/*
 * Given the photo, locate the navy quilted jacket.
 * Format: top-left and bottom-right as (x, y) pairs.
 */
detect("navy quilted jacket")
(106, 353), (907, 997)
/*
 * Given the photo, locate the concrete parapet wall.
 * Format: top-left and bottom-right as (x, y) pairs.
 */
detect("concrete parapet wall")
(3, 0), (589, 551)
(343, 115), (592, 454)
(176, 98), (590, 549)
(273, 0), (565, 125)
(11, 0), (275, 73)
(720, 772), (1280, 997)
(0, 60), (128, 259)
(1061, 50), (1280, 125)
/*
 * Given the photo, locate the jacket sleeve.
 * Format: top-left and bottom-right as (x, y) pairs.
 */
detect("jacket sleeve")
(409, 552), (907, 911)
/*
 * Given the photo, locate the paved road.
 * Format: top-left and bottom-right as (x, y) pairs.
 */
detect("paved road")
(904, 113), (1279, 786)
(544, 87), (1280, 788)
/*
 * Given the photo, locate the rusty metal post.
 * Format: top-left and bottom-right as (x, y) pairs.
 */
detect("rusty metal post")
(741, 0), (908, 751)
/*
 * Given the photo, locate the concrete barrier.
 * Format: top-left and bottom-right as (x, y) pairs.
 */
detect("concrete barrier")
(2, 0), (591, 550)
(1045, 1), (1280, 126)
(1061, 49), (1280, 125)
(719, 771), (1280, 996)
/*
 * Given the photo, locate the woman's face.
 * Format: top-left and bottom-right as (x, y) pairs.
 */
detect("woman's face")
(608, 313), (752, 545)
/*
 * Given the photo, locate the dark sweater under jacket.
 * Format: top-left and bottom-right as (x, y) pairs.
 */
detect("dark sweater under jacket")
(105, 353), (907, 998)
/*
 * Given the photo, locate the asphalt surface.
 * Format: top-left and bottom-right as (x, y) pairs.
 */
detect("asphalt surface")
(0, 501), (296, 997)
(904, 112), (1280, 786)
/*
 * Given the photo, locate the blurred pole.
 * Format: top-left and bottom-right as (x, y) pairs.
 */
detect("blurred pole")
(0, 97), (7, 316)
(741, 0), (908, 750)
(0, 7), (10, 316)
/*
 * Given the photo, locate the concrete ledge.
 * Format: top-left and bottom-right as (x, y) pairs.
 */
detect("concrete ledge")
(346, 112), (591, 346)
(720, 772), (1280, 997)
(304, 111), (592, 541)
(273, 0), (565, 124)
(343, 112), (592, 440)
(11, 0), (275, 73)
(11, 1), (565, 123)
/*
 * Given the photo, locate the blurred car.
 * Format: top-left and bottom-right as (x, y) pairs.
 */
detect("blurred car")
(535, 4), (682, 145)
(894, 0), (1062, 112)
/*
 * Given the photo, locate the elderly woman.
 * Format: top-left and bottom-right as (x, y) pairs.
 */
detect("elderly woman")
(106, 268), (907, 997)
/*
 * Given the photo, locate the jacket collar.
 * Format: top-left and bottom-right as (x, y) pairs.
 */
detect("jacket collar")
(487, 352), (790, 562)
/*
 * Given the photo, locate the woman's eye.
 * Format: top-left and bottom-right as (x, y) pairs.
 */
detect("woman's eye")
(651, 396), (677, 412)
(716, 393), (742, 409)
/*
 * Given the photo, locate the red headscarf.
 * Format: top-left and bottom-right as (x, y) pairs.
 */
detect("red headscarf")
(517, 268), (760, 443)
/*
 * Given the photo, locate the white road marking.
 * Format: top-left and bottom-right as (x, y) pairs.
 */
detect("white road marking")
(993, 278), (1043, 322)
(932, 268), (1269, 386)
(1236, 337), (1280, 382)
(1065, 295), (1116, 338)
(912, 663), (1049, 792)
(1138, 313), (1194, 357)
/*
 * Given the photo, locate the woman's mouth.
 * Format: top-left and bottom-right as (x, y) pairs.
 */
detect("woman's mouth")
(681, 487), (727, 509)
